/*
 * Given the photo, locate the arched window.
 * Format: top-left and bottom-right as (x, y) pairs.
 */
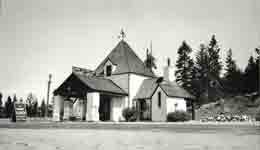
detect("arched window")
(158, 92), (161, 108)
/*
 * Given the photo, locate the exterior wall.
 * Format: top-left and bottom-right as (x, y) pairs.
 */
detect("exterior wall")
(52, 95), (64, 121)
(129, 74), (148, 108)
(110, 96), (125, 122)
(151, 87), (167, 121)
(86, 92), (100, 121)
(107, 74), (129, 95)
(166, 97), (187, 114)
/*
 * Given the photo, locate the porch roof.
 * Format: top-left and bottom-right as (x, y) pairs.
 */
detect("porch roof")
(54, 73), (128, 97)
(133, 78), (194, 100)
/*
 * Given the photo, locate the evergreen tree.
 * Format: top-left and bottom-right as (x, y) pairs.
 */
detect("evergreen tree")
(13, 94), (17, 103)
(0, 92), (2, 108)
(207, 35), (222, 77)
(175, 41), (194, 91)
(223, 49), (243, 93)
(256, 47), (260, 93)
(244, 56), (258, 93)
(192, 44), (210, 104)
(4, 96), (12, 118)
(40, 99), (46, 117)
(26, 93), (33, 117)
(33, 101), (38, 117)
(144, 49), (157, 70)
(0, 92), (3, 118)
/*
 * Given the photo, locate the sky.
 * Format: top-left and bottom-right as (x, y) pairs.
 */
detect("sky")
(0, 0), (259, 102)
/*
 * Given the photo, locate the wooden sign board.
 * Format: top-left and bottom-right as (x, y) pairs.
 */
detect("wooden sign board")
(14, 102), (27, 121)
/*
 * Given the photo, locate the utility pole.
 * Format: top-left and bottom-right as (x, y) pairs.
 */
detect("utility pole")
(45, 74), (52, 117)
(257, 47), (260, 95)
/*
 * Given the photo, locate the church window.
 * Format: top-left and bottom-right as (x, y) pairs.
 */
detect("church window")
(158, 92), (161, 108)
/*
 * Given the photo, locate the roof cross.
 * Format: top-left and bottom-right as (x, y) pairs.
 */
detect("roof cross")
(118, 28), (126, 40)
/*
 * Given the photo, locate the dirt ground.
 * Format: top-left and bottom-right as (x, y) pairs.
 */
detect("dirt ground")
(0, 127), (259, 150)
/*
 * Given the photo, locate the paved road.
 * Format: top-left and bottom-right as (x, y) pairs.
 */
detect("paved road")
(0, 128), (259, 150)
(0, 120), (260, 150)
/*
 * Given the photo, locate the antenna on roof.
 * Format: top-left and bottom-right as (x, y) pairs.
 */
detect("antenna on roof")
(118, 28), (126, 40)
(167, 57), (171, 66)
(150, 40), (153, 54)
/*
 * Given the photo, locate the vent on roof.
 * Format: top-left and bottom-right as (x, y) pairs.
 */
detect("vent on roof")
(156, 77), (164, 83)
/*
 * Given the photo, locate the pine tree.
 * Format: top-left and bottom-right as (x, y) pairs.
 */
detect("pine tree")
(192, 44), (210, 104)
(40, 99), (46, 117)
(13, 94), (17, 103)
(144, 49), (157, 70)
(175, 41), (194, 91)
(256, 47), (260, 93)
(0, 92), (2, 108)
(244, 56), (258, 93)
(26, 93), (33, 117)
(207, 35), (222, 77)
(4, 96), (12, 118)
(224, 49), (243, 93)
(0, 92), (3, 118)
(33, 101), (38, 117)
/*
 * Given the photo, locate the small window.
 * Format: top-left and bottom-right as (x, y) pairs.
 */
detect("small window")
(106, 65), (112, 76)
(158, 92), (161, 108)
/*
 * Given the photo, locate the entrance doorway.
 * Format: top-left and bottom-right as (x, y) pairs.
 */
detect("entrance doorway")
(139, 100), (151, 121)
(99, 95), (111, 121)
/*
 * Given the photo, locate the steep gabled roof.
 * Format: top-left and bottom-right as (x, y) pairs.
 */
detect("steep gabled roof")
(134, 78), (194, 100)
(95, 40), (155, 77)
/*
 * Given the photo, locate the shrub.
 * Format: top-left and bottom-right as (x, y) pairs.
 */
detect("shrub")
(256, 108), (260, 121)
(69, 116), (77, 121)
(167, 111), (191, 122)
(122, 107), (138, 122)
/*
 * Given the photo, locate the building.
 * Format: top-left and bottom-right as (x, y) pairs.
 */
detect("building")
(53, 39), (194, 122)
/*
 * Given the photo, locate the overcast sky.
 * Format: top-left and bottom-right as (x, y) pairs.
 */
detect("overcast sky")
(0, 0), (259, 102)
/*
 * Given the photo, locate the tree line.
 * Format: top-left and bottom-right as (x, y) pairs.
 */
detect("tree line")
(174, 35), (259, 105)
(144, 35), (259, 105)
(0, 92), (51, 118)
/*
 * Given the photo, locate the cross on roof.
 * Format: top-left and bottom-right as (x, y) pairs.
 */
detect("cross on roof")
(118, 29), (126, 40)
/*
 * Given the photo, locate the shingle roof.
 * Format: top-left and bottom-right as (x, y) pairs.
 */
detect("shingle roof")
(160, 82), (194, 99)
(95, 40), (155, 77)
(133, 78), (158, 100)
(75, 73), (127, 95)
(134, 78), (194, 100)
(55, 73), (127, 96)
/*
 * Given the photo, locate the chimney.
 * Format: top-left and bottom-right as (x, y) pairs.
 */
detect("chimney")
(163, 58), (175, 82)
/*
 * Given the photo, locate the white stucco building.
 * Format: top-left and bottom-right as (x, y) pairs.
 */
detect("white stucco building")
(53, 39), (194, 122)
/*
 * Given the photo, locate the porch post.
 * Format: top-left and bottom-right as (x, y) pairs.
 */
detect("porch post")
(82, 98), (87, 121)
(136, 100), (140, 121)
(86, 92), (100, 121)
(52, 95), (64, 121)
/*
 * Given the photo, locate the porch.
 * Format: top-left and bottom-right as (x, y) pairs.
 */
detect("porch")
(52, 73), (128, 122)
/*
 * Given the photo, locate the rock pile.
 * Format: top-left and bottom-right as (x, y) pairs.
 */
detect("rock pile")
(200, 113), (253, 122)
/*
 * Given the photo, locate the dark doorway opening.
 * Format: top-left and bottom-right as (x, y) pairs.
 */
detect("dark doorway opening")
(139, 100), (151, 121)
(99, 95), (111, 121)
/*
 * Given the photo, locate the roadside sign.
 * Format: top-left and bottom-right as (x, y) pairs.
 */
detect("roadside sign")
(13, 102), (27, 121)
